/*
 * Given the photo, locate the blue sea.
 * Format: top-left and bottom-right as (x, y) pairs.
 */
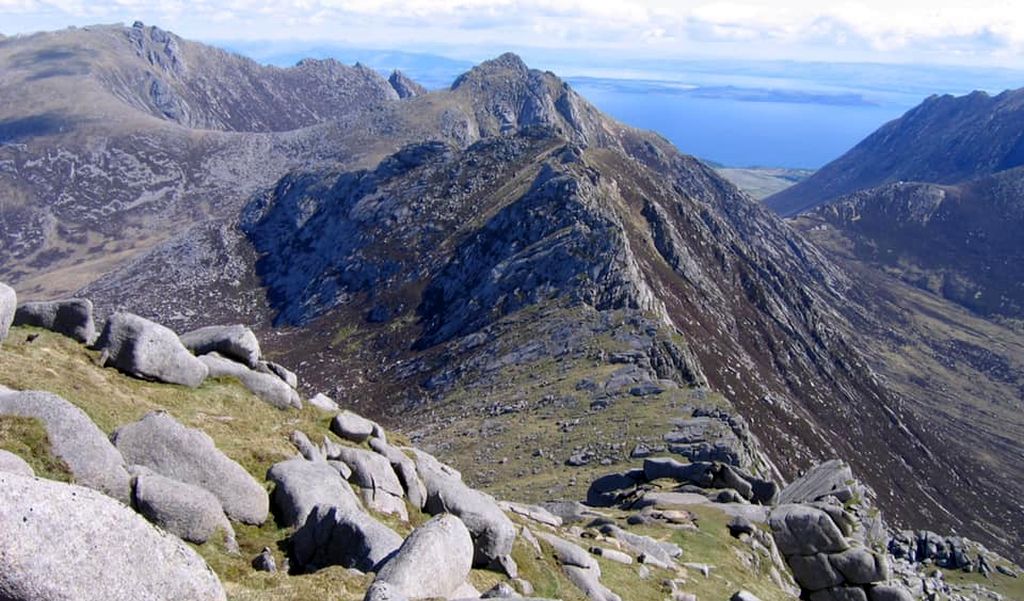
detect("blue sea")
(567, 79), (906, 169)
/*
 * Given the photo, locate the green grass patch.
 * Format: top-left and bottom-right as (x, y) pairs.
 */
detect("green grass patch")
(0, 414), (73, 481)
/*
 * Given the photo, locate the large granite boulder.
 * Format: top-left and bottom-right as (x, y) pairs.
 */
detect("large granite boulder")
(413, 448), (516, 566)
(586, 469), (644, 507)
(113, 411), (268, 524)
(267, 457), (362, 527)
(829, 548), (889, 584)
(788, 553), (844, 591)
(291, 505), (403, 573)
(0, 448), (34, 476)
(769, 504), (850, 556)
(13, 298), (97, 344)
(370, 514), (474, 600)
(131, 467), (235, 545)
(370, 439), (428, 510)
(0, 282), (14, 343)
(780, 460), (859, 505)
(0, 471), (226, 601)
(331, 410), (384, 443)
(199, 352), (301, 410)
(97, 312), (208, 387)
(642, 457), (713, 486)
(180, 324), (262, 368)
(0, 389), (130, 501)
(328, 445), (408, 520)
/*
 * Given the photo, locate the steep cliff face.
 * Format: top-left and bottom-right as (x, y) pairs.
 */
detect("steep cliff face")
(766, 88), (1024, 215)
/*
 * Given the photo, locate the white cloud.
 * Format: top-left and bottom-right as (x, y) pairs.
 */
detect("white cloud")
(0, 0), (1021, 66)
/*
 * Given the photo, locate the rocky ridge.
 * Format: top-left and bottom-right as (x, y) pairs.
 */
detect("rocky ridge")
(765, 88), (1024, 215)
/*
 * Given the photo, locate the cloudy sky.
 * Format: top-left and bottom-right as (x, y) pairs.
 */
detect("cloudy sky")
(1, 0), (1023, 68)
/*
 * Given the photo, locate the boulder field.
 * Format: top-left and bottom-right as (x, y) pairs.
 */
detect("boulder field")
(0, 283), (1019, 601)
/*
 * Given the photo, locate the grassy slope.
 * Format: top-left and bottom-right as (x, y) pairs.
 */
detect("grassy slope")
(0, 325), (803, 601)
(715, 167), (814, 200)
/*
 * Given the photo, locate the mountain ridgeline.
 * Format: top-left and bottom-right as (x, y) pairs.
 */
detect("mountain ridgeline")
(766, 88), (1024, 216)
(1, 21), (1021, 573)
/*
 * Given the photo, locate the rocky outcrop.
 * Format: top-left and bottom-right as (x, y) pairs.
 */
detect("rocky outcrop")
(181, 324), (262, 367)
(13, 298), (97, 343)
(0, 471), (226, 601)
(589, 457), (777, 508)
(332, 410), (385, 443)
(112, 410), (268, 524)
(370, 439), (428, 510)
(413, 448), (517, 567)
(326, 445), (408, 520)
(0, 282), (15, 344)
(770, 502), (900, 601)
(267, 457), (362, 527)
(131, 466), (235, 546)
(888, 530), (979, 571)
(368, 514), (474, 600)
(664, 407), (756, 468)
(199, 352), (301, 409)
(0, 389), (130, 501)
(291, 505), (403, 573)
(389, 70), (427, 99)
(261, 361), (298, 388)
(96, 312), (208, 387)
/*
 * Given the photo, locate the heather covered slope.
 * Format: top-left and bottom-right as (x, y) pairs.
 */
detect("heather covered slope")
(765, 88), (1024, 216)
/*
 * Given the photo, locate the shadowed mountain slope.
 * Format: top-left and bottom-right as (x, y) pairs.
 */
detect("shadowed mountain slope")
(766, 88), (1024, 216)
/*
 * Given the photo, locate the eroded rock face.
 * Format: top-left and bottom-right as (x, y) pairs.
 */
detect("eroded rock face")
(13, 298), (97, 344)
(370, 514), (474, 600)
(97, 312), (208, 387)
(0, 389), (130, 501)
(770, 504), (850, 556)
(770, 482), (902, 601)
(0, 471), (226, 601)
(113, 411), (268, 524)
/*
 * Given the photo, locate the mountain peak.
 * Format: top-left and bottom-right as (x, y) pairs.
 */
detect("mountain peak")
(450, 52), (530, 90)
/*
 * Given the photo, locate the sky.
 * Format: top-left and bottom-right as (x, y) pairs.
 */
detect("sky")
(2, 0), (1024, 69)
